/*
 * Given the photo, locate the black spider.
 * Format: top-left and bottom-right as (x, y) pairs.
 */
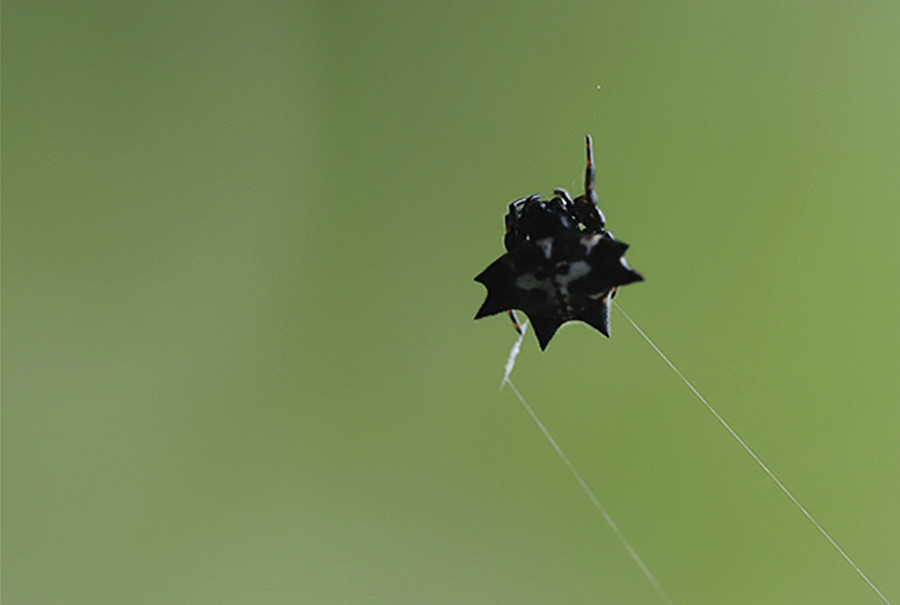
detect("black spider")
(474, 135), (643, 350)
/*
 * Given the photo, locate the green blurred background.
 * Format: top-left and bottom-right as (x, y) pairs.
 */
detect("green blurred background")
(6, 1), (900, 603)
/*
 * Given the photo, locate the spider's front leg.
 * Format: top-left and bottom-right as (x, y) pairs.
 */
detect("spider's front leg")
(571, 134), (606, 232)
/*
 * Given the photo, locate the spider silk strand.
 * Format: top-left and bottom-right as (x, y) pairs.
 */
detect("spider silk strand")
(500, 321), (671, 604)
(612, 300), (892, 605)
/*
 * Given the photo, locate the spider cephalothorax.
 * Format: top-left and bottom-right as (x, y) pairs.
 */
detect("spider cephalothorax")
(474, 135), (643, 350)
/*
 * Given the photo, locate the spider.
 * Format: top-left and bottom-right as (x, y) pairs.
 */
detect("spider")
(474, 135), (643, 350)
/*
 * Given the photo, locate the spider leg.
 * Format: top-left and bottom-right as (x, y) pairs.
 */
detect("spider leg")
(584, 134), (597, 204)
(553, 188), (574, 205)
(571, 135), (606, 231)
(506, 196), (533, 228)
(506, 309), (523, 335)
(509, 194), (541, 214)
(504, 194), (541, 252)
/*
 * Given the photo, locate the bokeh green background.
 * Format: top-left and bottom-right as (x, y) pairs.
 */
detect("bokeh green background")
(6, 2), (900, 603)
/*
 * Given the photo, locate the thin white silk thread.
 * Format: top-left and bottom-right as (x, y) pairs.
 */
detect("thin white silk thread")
(499, 320), (671, 604)
(612, 300), (891, 605)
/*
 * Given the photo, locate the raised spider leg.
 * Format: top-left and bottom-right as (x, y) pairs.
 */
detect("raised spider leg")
(570, 135), (606, 232)
(584, 134), (596, 204)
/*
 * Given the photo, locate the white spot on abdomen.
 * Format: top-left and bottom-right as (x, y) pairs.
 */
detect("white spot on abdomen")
(553, 260), (591, 310)
(536, 237), (553, 259)
(515, 273), (552, 292)
(580, 234), (602, 256)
